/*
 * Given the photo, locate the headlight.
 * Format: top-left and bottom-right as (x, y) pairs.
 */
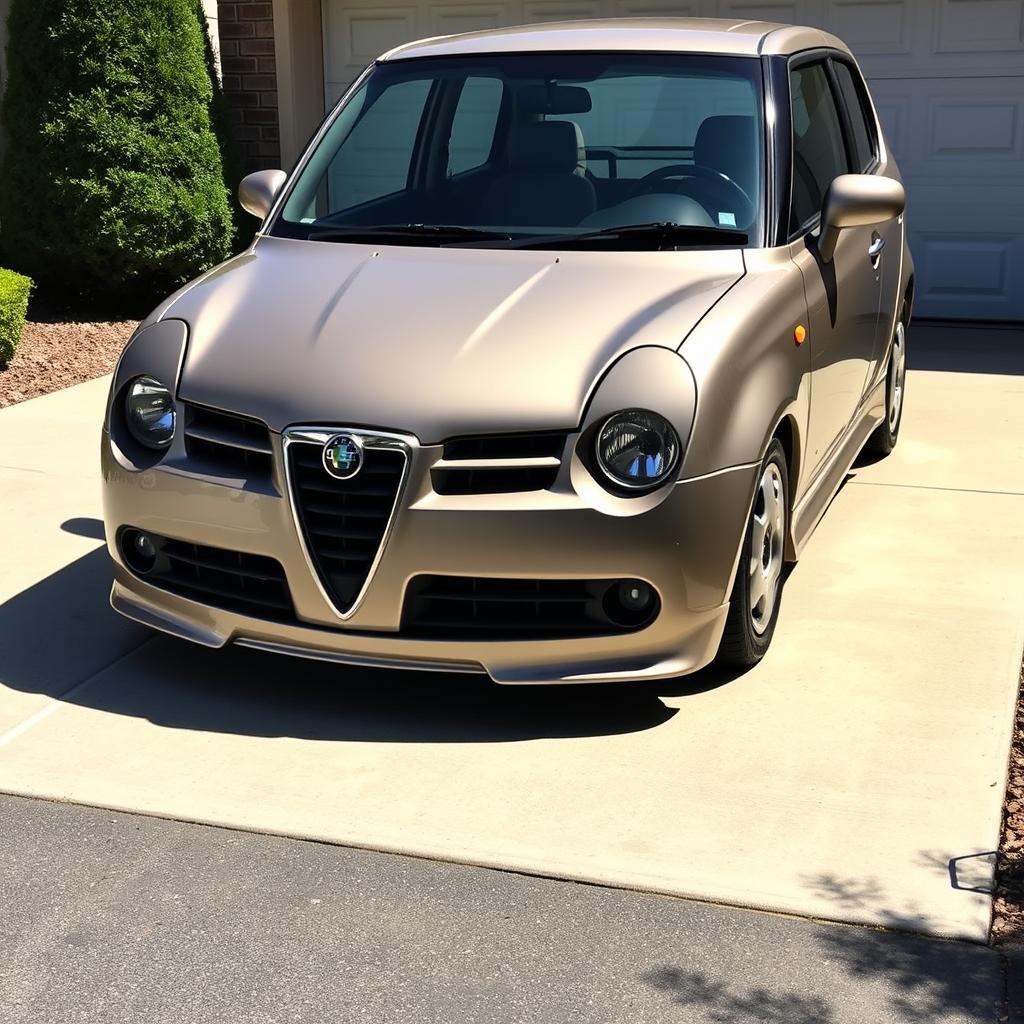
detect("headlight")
(595, 409), (681, 492)
(124, 376), (175, 449)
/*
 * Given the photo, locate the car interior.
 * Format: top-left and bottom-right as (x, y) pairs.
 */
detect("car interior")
(280, 63), (765, 242)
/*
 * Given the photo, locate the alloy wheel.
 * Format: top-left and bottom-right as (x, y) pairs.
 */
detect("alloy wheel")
(749, 462), (785, 635)
(888, 320), (906, 431)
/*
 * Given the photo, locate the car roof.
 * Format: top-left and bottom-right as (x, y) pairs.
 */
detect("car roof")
(380, 17), (851, 62)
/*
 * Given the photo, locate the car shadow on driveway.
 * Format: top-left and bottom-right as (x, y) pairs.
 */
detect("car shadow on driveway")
(0, 519), (752, 744)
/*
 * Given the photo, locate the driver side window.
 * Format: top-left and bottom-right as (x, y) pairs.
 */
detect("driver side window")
(789, 62), (850, 234)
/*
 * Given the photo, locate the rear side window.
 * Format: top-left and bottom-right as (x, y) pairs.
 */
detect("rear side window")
(832, 61), (877, 172)
(448, 77), (504, 176)
(789, 62), (850, 232)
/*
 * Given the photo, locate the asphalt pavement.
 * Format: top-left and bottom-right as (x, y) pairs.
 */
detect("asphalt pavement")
(0, 794), (1007, 1024)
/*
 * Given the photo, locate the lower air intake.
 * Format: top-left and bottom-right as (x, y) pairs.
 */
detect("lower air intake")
(402, 575), (659, 640)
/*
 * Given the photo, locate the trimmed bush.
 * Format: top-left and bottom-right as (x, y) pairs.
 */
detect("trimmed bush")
(194, 0), (246, 250)
(0, 0), (233, 305)
(0, 268), (32, 369)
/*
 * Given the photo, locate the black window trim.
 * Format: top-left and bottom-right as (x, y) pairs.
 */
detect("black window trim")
(782, 47), (876, 244)
(828, 56), (880, 176)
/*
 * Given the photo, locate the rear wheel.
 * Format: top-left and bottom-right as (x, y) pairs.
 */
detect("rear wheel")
(718, 439), (788, 669)
(865, 305), (908, 458)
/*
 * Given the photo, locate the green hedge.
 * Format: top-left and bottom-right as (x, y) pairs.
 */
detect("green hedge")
(195, 0), (245, 249)
(0, 0), (233, 305)
(0, 268), (32, 369)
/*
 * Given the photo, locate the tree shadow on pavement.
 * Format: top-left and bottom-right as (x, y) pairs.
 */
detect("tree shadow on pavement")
(0, 521), (752, 743)
(643, 968), (836, 1023)
(795, 871), (1004, 1023)
(641, 868), (1004, 1024)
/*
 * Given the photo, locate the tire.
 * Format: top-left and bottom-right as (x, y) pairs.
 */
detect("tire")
(717, 439), (789, 669)
(865, 301), (908, 458)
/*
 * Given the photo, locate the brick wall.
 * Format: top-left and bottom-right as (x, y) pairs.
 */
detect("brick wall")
(216, 1), (282, 172)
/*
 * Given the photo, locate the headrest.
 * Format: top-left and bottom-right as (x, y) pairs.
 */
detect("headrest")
(694, 115), (758, 193)
(507, 120), (585, 174)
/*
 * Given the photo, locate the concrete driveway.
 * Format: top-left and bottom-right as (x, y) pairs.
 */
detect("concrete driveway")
(0, 322), (1021, 942)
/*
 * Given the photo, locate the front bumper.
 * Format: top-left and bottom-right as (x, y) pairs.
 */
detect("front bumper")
(102, 430), (756, 685)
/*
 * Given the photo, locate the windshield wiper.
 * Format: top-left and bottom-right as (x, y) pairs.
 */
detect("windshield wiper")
(307, 223), (514, 245)
(502, 222), (749, 250)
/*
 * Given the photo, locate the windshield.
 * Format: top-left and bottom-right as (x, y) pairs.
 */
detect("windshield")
(274, 52), (765, 249)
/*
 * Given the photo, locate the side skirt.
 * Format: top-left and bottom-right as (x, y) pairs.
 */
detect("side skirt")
(790, 376), (887, 558)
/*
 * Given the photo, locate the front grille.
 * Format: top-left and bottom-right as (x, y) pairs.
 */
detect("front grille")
(432, 432), (565, 495)
(119, 529), (294, 622)
(183, 404), (274, 480)
(287, 439), (406, 613)
(402, 575), (660, 640)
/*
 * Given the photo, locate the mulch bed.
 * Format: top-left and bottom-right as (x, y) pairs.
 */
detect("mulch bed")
(994, 659), (1024, 947)
(0, 309), (137, 408)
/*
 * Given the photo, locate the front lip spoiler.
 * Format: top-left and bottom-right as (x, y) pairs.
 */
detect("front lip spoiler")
(235, 638), (486, 675)
(111, 580), (727, 685)
(111, 583), (485, 675)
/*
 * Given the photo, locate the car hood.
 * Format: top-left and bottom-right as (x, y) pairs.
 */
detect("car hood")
(168, 235), (743, 442)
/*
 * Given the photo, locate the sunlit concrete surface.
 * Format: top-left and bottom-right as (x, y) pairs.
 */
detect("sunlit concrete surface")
(1, 323), (1021, 941)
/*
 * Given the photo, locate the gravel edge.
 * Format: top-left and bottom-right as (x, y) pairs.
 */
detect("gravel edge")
(0, 316), (137, 407)
(994, 657), (1024, 947)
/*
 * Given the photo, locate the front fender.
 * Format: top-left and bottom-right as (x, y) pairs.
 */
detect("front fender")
(678, 246), (811, 502)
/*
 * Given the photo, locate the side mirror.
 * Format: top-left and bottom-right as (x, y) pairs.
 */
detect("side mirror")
(238, 169), (288, 221)
(818, 174), (905, 263)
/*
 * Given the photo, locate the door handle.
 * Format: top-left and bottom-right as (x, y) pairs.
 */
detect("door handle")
(868, 234), (885, 266)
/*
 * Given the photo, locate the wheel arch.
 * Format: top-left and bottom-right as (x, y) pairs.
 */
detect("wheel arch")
(768, 412), (802, 562)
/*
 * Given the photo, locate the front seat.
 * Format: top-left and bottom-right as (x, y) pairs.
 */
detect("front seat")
(478, 120), (596, 228)
(693, 115), (758, 200)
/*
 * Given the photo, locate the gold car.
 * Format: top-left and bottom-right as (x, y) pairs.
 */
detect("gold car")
(103, 18), (912, 684)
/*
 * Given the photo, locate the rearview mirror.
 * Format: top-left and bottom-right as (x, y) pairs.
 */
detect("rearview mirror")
(818, 174), (905, 263)
(238, 169), (288, 221)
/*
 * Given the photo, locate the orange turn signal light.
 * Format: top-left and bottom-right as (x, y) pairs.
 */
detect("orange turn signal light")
(794, 324), (807, 346)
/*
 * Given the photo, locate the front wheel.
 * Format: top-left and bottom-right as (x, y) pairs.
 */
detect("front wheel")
(717, 439), (789, 669)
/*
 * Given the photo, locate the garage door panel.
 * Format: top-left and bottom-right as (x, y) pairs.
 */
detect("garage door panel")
(612, 0), (704, 15)
(430, 4), (511, 34)
(928, 96), (1021, 162)
(522, 1), (604, 21)
(851, 1), (1024, 77)
(823, 0), (913, 55)
(908, 191), (1024, 318)
(933, 0), (1024, 55)
(711, 1), (802, 22)
(869, 77), (1024, 185)
(334, 5), (417, 67)
(323, 2), (419, 93)
(911, 233), (1023, 318)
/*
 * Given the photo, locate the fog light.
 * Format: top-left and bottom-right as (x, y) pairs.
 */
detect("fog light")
(122, 529), (158, 575)
(617, 580), (653, 613)
(602, 578), (657, 629)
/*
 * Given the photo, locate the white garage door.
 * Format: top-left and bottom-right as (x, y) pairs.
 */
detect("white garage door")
(323, 0), (1024, 321)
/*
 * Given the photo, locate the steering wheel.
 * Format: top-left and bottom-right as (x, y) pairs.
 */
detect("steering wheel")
(633, 163), (752, 223)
